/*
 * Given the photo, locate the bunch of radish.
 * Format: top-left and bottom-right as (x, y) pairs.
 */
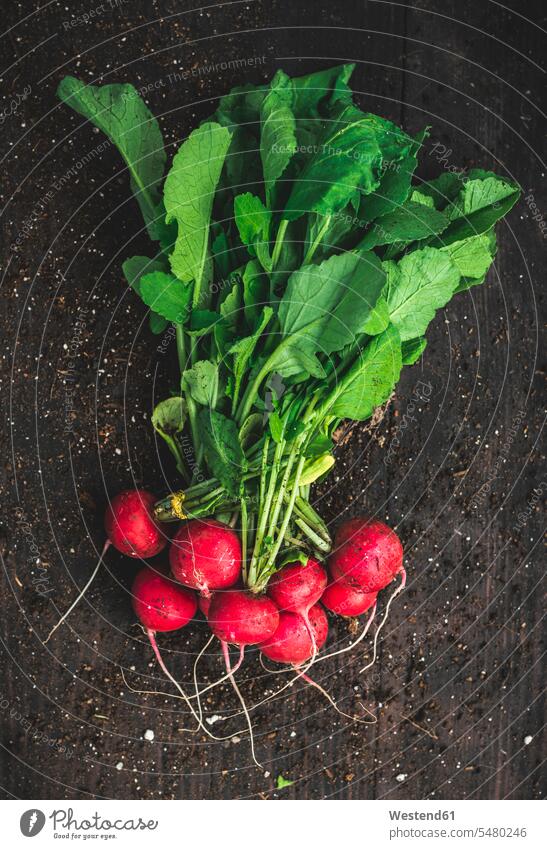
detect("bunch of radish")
(48, 56), (521, 767)
(45, 485), (405, 765)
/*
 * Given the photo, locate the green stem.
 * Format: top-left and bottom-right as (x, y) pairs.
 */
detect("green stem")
(236, 335), (293, 425)
(264, 454), (306, 574)
(185, 485), (225, 508)
(294, 495), (331, 544)
(176, 324), (201, 460)
(247, 437), (284, 588)
(293, 517), (331, 553)
(271, 219), (288, 269)
(303, 215), (331, 265)
(240, 494), (249, 584)
(258, 436), (270, 516)
(264, 448), (298, 548)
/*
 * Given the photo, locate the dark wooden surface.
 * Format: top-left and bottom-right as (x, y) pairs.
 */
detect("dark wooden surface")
(0, 0), (544, 800)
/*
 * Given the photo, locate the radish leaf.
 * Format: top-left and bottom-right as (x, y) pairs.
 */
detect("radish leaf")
(164, 122), (232, 303)
(139, 271), (192, 323)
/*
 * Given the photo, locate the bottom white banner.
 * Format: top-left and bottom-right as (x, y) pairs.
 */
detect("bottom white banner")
(2, 799), (543, 848)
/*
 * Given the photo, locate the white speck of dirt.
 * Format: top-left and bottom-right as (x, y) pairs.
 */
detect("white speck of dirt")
(144, 729), (155, 742)
(396, 773), (407, 783)
(205, 715), (224, 726)
(524, 735), (533, 745)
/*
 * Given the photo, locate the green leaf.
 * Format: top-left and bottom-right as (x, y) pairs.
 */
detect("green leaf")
(401, 336), (427, 365)
(440, 230), (496, 279)
(233, 194), (272, 272)
(278, 250), (386, 356)
(448, 171), (520, 220)
(418, 171), (466, 210)
(215, 64), (355, 133)
(284, 102), (383, 221)
(57, 76), (169, 243)
(359, 112), (414, 163)
(229, 307), (273, 409)
(455, 272), (487, 294)
(211, 225), (231, 278)
(276, 549), (309, 569)
(410, 189), (435, 208)
(275, 775), (294, 789)
(305, 430), (334, 459)
(275, 346), (326, 381)
(242, 260), (270, 329)
(227, 126), (262, 192)
(139, 271), (192, 323)
(234, 192), (271, 246)
(330, 324), (402, 420)
(182, 360), (219, 406)
(300, 453), (335, 486)
(268, 410), (284, 442)
(151, 397), (187, 472)
(358, 128), (427, 223)
(363, 295), (390, 336)
(122, 255), (166, 296)
(152, 396), (187, 435)
(219, 281), (242, 331)
(199, 410), (246, 496)
(383, 247), (461, 341)
(429, 172), (520, 246)
(292, 64), (355, 118)
(260, 70), (297, 204)
(189, 310), (223, 335)
(239, 413), (263, 450)
(358, 201), (449, 250)
(149, 313), (169, 334)
(164, 122), (232, 302)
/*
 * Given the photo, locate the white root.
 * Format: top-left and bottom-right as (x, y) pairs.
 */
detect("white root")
(146, 628), (202, 734)
(298, 671), (376, 724)
(121, 637), (250, 741)
(316, 602), (377, 665)
(239, 570), (406, 721)
(192, 638), (249, 741)
(137, 631), (250, 742)
(44, 539), (111, 644)
(359, 568), (406, 674)
(122, 570), (406, 745)
(221, 640), (263, 768)
(120, 667), (198, 733)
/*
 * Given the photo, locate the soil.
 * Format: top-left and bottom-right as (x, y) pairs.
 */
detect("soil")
(0, 0), (544, 800)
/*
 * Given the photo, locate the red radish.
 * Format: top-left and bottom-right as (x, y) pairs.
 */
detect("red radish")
(267, 557), (327, 659)
(267, 557), (327, 615)
(105, 489), (167, 558)
(329, 517), (403, 593)
(131, 566), (202, 731)
(321, 580), (377, 617)
(206, 589), (279, 769)
(170, 519), (241, 597)
(45, 488), (166, 643)
(259, 604), (328, 665)
(132, 567), (197, 632)
(207, 590), (279, 646)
